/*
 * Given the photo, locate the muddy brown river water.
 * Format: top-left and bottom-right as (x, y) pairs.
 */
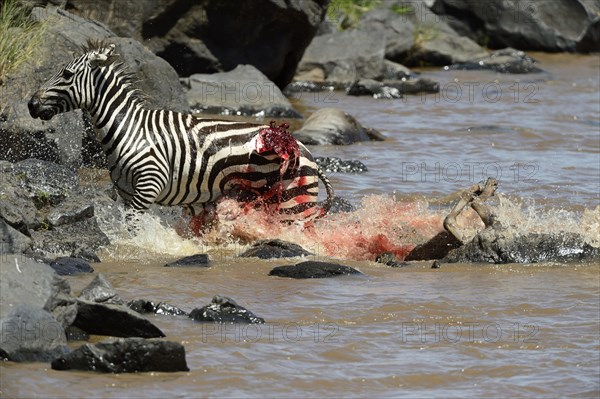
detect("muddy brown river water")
(1, 53), (599, 398)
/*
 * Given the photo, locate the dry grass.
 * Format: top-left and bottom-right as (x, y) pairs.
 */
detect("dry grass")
(0, 0), (47, 83)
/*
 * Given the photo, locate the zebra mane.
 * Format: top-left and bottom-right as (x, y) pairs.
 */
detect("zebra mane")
(81, 39), (147, 105)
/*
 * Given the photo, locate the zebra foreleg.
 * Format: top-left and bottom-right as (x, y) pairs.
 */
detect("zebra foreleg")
(184, 203), (219, 237)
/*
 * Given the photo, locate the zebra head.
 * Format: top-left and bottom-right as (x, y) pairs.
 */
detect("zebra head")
(28, 42), (116, 121)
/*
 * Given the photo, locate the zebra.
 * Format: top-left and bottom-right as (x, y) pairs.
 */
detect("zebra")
(28, 40), (334, 228)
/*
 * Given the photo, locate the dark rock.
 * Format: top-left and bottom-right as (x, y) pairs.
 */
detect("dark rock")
(1, 219), (32, 255)
(0, 255), (77, 328)
(328, 197), (357, 214)
(164, 254), (210, 268)
(0, 6), (188, 168)
(314, 157), (368, 174)
(182, 65), (301, 118)
(375, 252), (411, 268)
(406, 231), (462, 261)
(51, 337), (189, 373)
(382, 79), (440, 95)
(73, 299), (165, 338)
(431, 260), (441, 269)
(78, 274), (124, 305)
(296, 27), (386, 84)
(0, 304), (69, 362)
(347, 79), (403, 99)
(189, 296), (265, 324)
(65, 326), (90, 342)
(127, 300), (188, 317)
(239, 239), (313, 259)
(269, 261), (363, 279)
(443, 229), (600, 264)
(447, 48), (545, 74)
(69, 0), (328, 88)
(48, 257), (94, 276)
(431, 0), (600, 53)
(294, 108), (385, 145)
(29, 217), (109, 262)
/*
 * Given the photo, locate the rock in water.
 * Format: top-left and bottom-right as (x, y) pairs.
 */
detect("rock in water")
(314, 157), (368, 174)
(443, 229), (600, 264)
(293, 108), (384, 145)
(375, 252), (411, 268)
(164, 254), (210, 267)
(189, 296), (265, 324)
(51, 338), (189, 373)
(239, 239), (313, 259)
(78, 274), (124, 305)
(73, 300), (165, 338)
(269, 261), (363, 279)
(128, 300), (188, 316)
(48, 257), (94, 276)
(0, 304), (69, 362)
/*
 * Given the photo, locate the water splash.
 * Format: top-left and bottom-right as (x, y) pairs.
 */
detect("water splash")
(92, 193), (599, 263)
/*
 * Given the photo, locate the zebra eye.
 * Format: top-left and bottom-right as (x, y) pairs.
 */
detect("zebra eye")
(62, 69), (74, 79)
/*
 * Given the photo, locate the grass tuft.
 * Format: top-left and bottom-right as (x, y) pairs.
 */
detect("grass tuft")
(0, 0), (47, 83)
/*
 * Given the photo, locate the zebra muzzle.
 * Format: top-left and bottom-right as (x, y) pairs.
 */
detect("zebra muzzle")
(28, 92), (55, 120)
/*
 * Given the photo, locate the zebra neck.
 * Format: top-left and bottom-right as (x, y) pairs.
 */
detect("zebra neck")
(88, 67), (144, 147)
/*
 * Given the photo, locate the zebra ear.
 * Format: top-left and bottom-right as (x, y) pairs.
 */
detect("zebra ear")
(88, 44), (116, 68)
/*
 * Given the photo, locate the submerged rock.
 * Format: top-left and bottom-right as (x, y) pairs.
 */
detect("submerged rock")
(51, 338), (189, 373)
(314, 157), (368, 174)
(447, 48), (544, 74)
(239, 239), (313, 259)
(347, 79), (403, 99)
(0, 255), (77, 329)
(375, 252), (411, 268)
(73, 300), (165, 338)
(189, 296), (265, 324)
(443, 229), (600, 264)
(0, 304), (69, 362)
(294, 108), (385, 145)
(269, 261), (363, 279)
(328, 197), (357, 214)
(48, 257), (94, 276)
(164, 254), (210, 268)
(128, 299), (188, 317)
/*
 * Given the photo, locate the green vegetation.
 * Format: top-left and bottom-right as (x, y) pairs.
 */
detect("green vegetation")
(327, 0), (416, 30)
(327, 0), (382, 30)
(34, 190), (51, 208)
(0, 0), (47, 83)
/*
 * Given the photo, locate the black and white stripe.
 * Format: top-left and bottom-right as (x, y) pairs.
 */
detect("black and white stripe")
(29, 41), (334, 221)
